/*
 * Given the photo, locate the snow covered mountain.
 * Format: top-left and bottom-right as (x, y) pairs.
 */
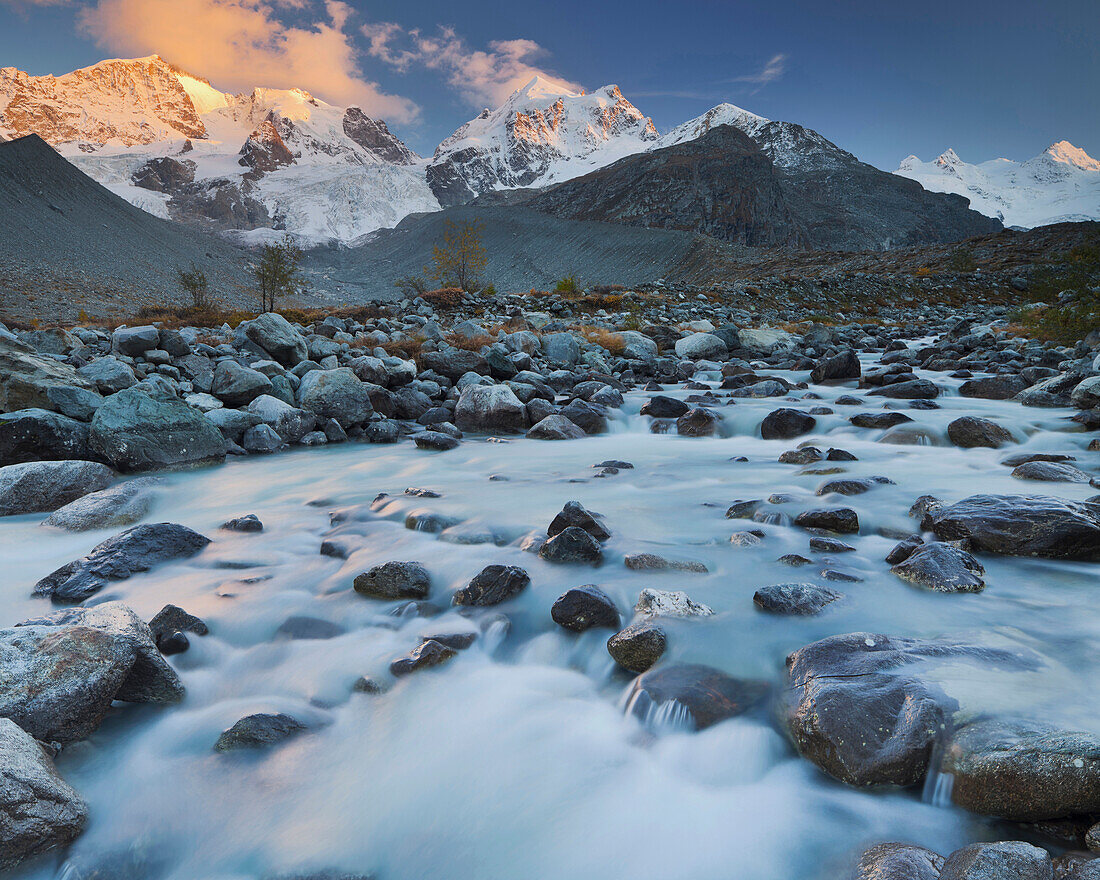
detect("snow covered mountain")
(0, 55), (438, 245)
(426, 77), (658, 205)
(895, 142), (1100, 228)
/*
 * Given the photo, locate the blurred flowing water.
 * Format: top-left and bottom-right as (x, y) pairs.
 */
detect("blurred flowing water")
(3, 362), (1098, 880)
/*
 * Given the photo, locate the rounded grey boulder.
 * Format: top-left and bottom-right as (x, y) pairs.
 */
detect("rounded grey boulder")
(0, 460), (114, 516)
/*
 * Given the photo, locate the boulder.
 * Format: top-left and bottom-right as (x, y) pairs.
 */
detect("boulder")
(891, 542), (986, 593)
(795, 507), (859, 533)
(34, 522), (211, 603)
(810, 350), (860, 383)
(634, 588), (713, 618)
(753, 583), (842, 615)
(947, 416), (1015, 449)
(420, 349), (488, 381)
(677, 407), (720, 436)
(761, 408), (816, 440)
(542, 332), (581, 366)
(297, 368), (373, 428)
(739, 327), (794, 355)
(452, 565), (530, 606)
(215, 713), (305, 751)
(853, 843), (944, 880)
(640, 395), (690, 418)
(45, 386), (104, 422)
(211, 360), (272, 407)
(538, 526), (603, 564)
(619, 331), (658, 362)
(959, 375), (1030, 400)
(247, 395), (317, 443)
(454, 385), (528, 434)
(43, 477), (159, 531)
(551, 586), (620, 632)
(243, 313), (308, 366)
(548, 501), (610, 541)
(1013, 461), (1097, 484)
(354, 561), (431, 600)
(389, 640), (457, 677)
(0, 337), (95, 412)
(559, 399), (608, 434)
(607, 621), (667, 672)
(0, 718), (88, 871)
(938, 842), (1052, 880)
(930, 495), (1100, 560)
(626, 665), (768, 730)
(674, 332), (727, 360)
(0, 408), (91, 464)
(77, 357), (137, 394)
(0, 460), (114, 516)
(3, 602), (184, 742)
(943, 718), (1100, 820)
(1071, 376), (1100, 410)
(110, 325), (159, 357)
(868, 379), (940, 399)
(90, 388), (227, 472)
(527, 415), (585, 440)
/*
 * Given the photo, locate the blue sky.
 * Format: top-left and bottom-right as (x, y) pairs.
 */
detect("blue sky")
(2, 0), (1097, 168)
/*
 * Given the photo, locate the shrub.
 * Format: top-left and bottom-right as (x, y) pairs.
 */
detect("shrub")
(1014, 240), (1100, 343)
(421, 287), (466, 310)
(947, 246), (977, 273)
(394, 275), (427, 299)
(555, 274), (581, 294)
(427, 219), (487, 292)
(178, 263), (213, 309)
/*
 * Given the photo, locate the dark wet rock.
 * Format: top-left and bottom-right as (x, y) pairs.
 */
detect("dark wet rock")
(947, 416), (1015, 449)
(676, 407), (720, 437)
(43, 477), (158, 531)
(779, 553), (813, 566)
(0, 717), (88, 872)
(891, 542), (985, 592)
(1013, 461), (1097, 485)
(938, 841), (1052, 880)
(404, 509), (460, 532)
(885, 535), (924, 565)
(851, 412), (914, 429)
(319, 540), (349, 559)
(640, 396), (690, 418)
(352, 676), (385, 695)
(796, 507), (859, 534)
(0, 460), (114, 516)
(418, 632), (477, 650)
(595, 460), (633, 470)
(34, 522), (211, 603)
(1055, 852), (1100, 880)
(538, 526), (603, 565)
(452, 565), (530, 606)
(868, 379), (940, 399)
(275, 617), (344, 640)
(90, 388), (227, 472)
(810, 350), (860, 384)
(156, 631), (189, 655)
(930, 495), (1100, 560)
(779, 446), (824, 464)
(0, 408), (92, 464)
(761, 408), (816, 440)
(810, 536), (857, 552)
(959, 374), (1031, 400)
(241, 423), (283, 453)
(148, 604), (208, 645)
(626, 664), (768, 731)
(527, 415), (585, 440)
(354, 561), (430, 600)
(559, 399), (608, 434)
(215, 713), (305, 751)
(551, 585), (620, 632)
(4, 602), (184, 742)
(389, 639), (457, 676)
(853, 842), (944, 880)
(1001, 453), (1076, 468)
(414, 431), (459, 451)
(753, 583), (842, 615)
(817, 476), (893, 496)
(548, 500), (610, 541)
(943, 718), (1100, 821)
(606, 622), (667, 673)
(909, 495), (945, 527)
(221, 513), (263, 532)
(726, 499), (763, 519)
(783, 633), (953, 787)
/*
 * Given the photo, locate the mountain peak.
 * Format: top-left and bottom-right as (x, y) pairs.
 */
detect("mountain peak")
(935, 148), (962, 166)
(1045, 140), (1100, 172)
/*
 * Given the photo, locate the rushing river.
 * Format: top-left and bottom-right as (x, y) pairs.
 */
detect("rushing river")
(3, 358), (1099, 880)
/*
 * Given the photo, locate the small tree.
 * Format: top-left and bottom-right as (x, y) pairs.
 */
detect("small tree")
(178, 263), (211, 309)
(427, 219), (487, 293)
(255, 236), (305, 312)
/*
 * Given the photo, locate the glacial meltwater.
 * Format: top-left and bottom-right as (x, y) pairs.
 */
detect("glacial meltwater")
(4, 359), (1099, 880)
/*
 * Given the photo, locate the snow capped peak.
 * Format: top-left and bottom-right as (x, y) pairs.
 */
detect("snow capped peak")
(510, 75), (584, 104)
(658, 103), (770, 148)
(935, 148), (962, 167)
(1044, 140), (1100, 172)
(897, 154), (921, 172)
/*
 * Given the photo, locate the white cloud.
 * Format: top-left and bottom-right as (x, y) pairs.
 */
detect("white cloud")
(77, 0), (420, 121)
(361, 22), (584, 107)
(733, 53), (787, 86)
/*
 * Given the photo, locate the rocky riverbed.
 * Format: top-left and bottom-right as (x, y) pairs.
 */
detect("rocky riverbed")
(1, 295), (1100, 879)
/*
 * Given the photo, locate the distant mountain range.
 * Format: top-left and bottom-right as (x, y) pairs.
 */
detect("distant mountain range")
(895, 142), (1100, 229)
(1, 54), (1094, 249)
